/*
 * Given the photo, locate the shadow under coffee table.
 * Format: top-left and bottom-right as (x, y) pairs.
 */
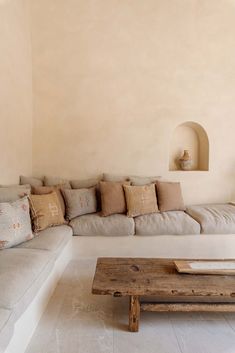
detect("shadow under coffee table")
(92, 257), (235, 332)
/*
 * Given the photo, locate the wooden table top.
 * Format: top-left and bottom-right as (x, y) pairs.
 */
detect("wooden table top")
(92, 257), (235, 298)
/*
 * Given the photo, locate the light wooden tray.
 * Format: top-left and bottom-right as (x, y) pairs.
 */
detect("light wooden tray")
(174, 260), (235, 275)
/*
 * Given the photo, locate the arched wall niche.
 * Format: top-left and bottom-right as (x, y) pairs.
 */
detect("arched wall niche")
(169, 121), (209, 171)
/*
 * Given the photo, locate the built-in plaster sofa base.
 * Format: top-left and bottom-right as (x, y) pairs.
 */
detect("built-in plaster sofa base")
(3, 240), (72, 353)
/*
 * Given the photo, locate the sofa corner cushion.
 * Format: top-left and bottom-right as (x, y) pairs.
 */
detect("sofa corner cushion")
(0, 248), (53, 311)
(0, 307), (13, 353)
(135, 211), (200, 235)
(70, 213), (135, 236)
(186, 204), (235, 234)
(17, 225), (72, 254)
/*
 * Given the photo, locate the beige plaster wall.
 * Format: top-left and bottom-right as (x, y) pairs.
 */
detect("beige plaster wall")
(30, 0), (235, 204)
(0, 0), (32, 184)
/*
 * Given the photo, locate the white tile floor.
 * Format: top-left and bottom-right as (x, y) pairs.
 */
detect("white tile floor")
(26, 259), (235, 353)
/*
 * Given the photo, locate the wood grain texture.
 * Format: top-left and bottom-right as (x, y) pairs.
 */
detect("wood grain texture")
(140, 302), (235, 312)
(92, 258), (235, 298)
(129, 296), (140, 332)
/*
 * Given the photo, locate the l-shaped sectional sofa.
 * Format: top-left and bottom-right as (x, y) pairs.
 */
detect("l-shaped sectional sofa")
(1, 175), (235, 353)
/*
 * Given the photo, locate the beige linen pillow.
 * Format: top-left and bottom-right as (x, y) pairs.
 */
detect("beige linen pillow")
(20, 176), (43, 187)
(100, 181), (130, 216)
(32, 185), (66, 216)
(0, 185), (31, 202)
(70, 177), (102, 211)
(124, 184), (159, 217)
(29, 192), (65, 232)
(102, 173), (129, 182)
(0, 197), (33, 250)
(70, 177), (101, 189)
(129, 175), (161, 186)
(156, 181), (185, 212)
(62, 188), (97, 220)
(44, 176), (71, 189)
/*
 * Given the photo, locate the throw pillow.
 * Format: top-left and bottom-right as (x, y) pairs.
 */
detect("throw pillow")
(0, 197), (33, 250)
(156, 181), (185, 212)
(20, 176), (43, 187)
(62, 188), (97, 220)
(0, 185), (31, 203)
(70, 177), (102, 211)
(29, 192), (65, 232)
(100, 181), (130, 216)
(32, 185), (66, 216)
(123, 184), (159, 217)
(70, 177), (101, 189)
(102, 173), (129, 182)
(129, 175), (161, 186)
(44, 176), (71, 189)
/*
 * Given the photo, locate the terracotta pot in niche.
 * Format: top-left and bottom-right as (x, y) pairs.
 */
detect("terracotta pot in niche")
(179, 150), (192, 171)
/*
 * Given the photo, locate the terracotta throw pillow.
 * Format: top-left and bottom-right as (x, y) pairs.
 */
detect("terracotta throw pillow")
(0, 197), (33, 249)
(156, 181), (185, 212)
(62, 188), (97, 220)
(123, 184), (159, 217)
(32, 185), (66, 216)
(100, 181), (130, 216)
(29, 192), (65, 232)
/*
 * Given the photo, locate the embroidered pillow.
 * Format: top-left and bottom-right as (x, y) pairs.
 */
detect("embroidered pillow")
(29, 192), (65, 232)
(0, 197), (33, 250)
(124, 184), (159, 217)
(62, 188), (97, 220)
(32, 185), (66, 216)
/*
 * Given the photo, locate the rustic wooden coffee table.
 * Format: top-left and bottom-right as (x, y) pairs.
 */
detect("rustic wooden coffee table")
(92, 257), (235, 332)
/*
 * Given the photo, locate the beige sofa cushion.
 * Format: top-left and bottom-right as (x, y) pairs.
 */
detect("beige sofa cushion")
(124, 184), (159, 217)
(20, 176), (43, 187)
(130, 175), (161, 186)
(100, 181), (130, 216)
(44, 176), (71, 189)
(156, 181), (185, 212)
(186, 204), (235, 234)
(0, 248), (53, 310)
(70, 212), (135, 236)
(0, 185), (31, 202)
(32, 185), (66, 216)
(0, 307), (13, 353)
(0, 197), (33, 249)
(29, 192), (65, 232)
(135, 211), (200, 235)
(17, 225), (72, 256)
(62, 188), (97, 220)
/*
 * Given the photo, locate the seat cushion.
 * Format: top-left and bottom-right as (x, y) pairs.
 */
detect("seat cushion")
(0, 307), (13, 353)
(70, 212), (135, 236)
(0, 248), (53, 310)
(17, 225), (72, 256)
(135, 211), (200, 235)
(186, 204), (235, 234)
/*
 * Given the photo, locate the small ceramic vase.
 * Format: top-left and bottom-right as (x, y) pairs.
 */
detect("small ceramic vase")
(179, 150), (192, 171)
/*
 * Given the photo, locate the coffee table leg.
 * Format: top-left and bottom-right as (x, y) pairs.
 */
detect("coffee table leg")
(129, 295), (140, 332)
